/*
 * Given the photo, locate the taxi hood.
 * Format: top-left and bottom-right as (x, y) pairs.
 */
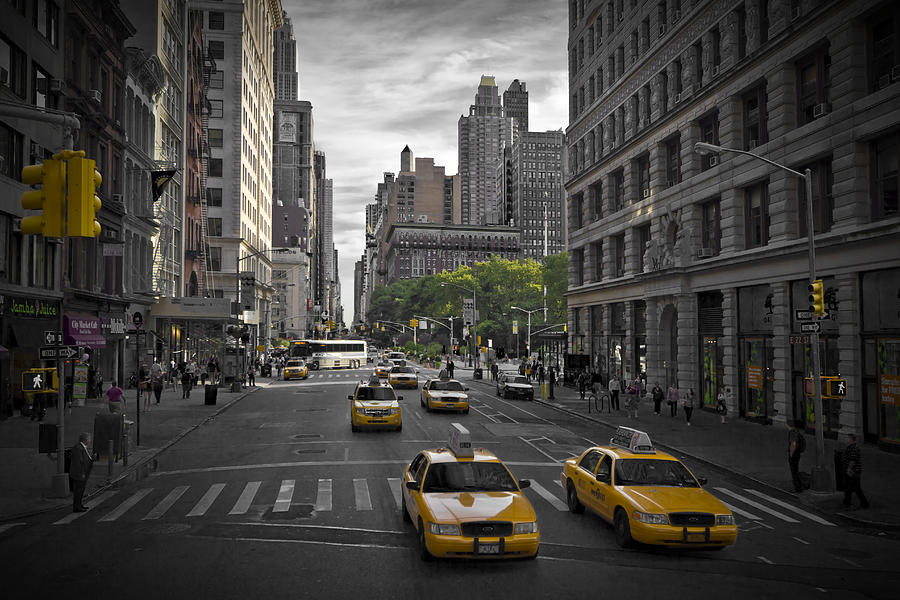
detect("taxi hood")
(424, 491), (534, 522)
(624, 486), (728, 514)
(429, 391), (468, 399)
(505, 382), (532, 389)
(356, 399), (399, 409)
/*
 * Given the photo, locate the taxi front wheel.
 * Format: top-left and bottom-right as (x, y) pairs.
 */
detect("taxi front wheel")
(418, 520), (432, 561)
(614, 508), (633, 548)
(566, 481), (584, 514)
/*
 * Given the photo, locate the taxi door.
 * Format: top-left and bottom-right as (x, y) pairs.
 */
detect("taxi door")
(402, 453), (429, 529)
(592, 454), (614, 521)
(420, 381), (431, 407)
(574, 450), (604, 513)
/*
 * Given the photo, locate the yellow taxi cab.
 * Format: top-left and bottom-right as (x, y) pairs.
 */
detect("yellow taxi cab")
(282, 359), (309, 380)
(420, 376), (469, 413)
(373, 361), (393, 378)
(348, 375), (403, 432)
(401, 424), (540, 561)
(388, 364), (419, 389)
(560, 426), (737, 549)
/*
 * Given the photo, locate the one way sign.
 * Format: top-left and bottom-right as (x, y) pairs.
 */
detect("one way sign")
(44, 330), (61, 345)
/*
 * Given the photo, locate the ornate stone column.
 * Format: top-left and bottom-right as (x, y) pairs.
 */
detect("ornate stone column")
(638, 85), (650, 130)
(720, 9), (738, 71)
(746, 0), (761, 55)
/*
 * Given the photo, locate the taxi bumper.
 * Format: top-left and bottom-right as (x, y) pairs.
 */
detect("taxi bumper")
(283, 370), (307, 380)
(389, 379), (418, 389)
(424, 531), (539, 559)
(427, 398), (469, 412)
(352, 411), (402, 428)
(629, 520), (738, 548)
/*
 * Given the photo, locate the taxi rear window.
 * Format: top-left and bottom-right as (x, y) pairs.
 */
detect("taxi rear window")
(613, 459), (698, 487)
(422, 462), (517, 493)
(356, 387), (396, 400)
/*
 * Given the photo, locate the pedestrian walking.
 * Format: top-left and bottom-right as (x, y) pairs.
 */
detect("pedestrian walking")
(448, 358), (455, 379)
(140, 367), (152, 412)
(69, 432), (94, 512)
(716, 388), (729, 424)
(786, 420), (806, 493)
(651, 383), (664, 415)
(105, 381), (124, 413)
(577, 369), (589, 402)
(490, 362), (498, 382)
(548, 365), (556, 400)
(625, 384), (640, 419)
(525, 361), (532, 382)
(151, 360), (164, 405)
(608, 375), (621, 410)
(96, 369), (103, 397)
(666, 383), (679, 417)
(537, 364), (545, 385)
(247, 366), (256, 387)
(518, 361), (525, 376)
(682, 388), (696, 425)
(181, 369), (193, 399)
(842, 433), (869, 509)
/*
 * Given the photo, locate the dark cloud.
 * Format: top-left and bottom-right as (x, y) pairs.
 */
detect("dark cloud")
(282, 0), (567, 319)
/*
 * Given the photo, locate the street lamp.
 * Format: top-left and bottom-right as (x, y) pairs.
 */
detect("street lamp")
(440, 282), (479, 367)
(510, 306), (543, 361)
(415, 315), (454, 354)
(694, 141), (829, 492)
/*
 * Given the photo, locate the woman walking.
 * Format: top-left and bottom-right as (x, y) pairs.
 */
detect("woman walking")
(608, 375), (621, 411)
(666, 383), (679, 417)
(140, 367), (152, 412)
(716, 388), (729, 424)
(682, 388), (696, 425)
(651, 383), (664, 415)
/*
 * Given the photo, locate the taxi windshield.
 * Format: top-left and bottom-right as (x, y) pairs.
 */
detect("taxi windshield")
(431, 381), (464, 391)
(508, 376), (529, 385)
(286, 360), (303, 367)
(356, 387), (396, 401)
(392, 366), (415, 374)
(422, 462), (518, 493)
(613, 459), (699, 487)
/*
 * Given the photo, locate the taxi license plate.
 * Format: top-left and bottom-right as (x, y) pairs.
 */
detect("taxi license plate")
(477, 543), (500, 554)
(686, 533), (705, 542)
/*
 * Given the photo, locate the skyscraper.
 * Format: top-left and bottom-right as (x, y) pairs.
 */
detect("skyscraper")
(458, 76), (514, 226)
(273, 10), (298, 101)
(503, 79), (529, 134)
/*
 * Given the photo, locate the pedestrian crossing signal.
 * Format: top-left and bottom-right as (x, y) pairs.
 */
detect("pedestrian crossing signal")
(826, 379), (847, 397)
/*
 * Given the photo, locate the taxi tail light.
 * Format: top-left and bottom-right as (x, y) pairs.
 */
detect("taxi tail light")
(632, 511), (669, 525)
(716, 514), (735, 526)
(513, 521), (538, 534)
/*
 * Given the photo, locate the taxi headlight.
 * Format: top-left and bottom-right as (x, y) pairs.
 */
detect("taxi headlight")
(513, 522), (538, 534)
(389, 408), (399, 415)
(632, 511), (669, 525)
(355, 407), (366, 415)
(428, 522), (460, 536)
(716, 514), (735, 526)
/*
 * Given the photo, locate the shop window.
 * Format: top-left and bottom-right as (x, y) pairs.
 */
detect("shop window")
(872, 133), (899, 220)
(797, 158), (834, 236)
(744, 180), (769, 248)
(796, 47), (831, 127)
(743, 83), (768, 150)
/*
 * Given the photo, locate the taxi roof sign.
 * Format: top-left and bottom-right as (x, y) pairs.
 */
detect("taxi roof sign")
(448, 423), (474, 458)
(610, 426), (656, 454)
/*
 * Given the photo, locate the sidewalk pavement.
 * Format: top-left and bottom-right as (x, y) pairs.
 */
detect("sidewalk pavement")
(0, 378), (271, 522)
(467, 366), (900, 530)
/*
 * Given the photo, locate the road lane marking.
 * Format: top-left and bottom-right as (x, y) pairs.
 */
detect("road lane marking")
(228, 522), (407, 534)
(273, 480), (295, 513)
(519, 436), (559, 462)
(720, 500), (761, 521)
(315, 479), (332, 512)
(757, 555), (774, 564)
(194, 535), (407, 551)
(151, 459), (562, 476)
(386, 478), (402, 510)
(838, 556), (861, 567)
(54, 491), (119, 525)
(343, 447), (350, 461)
(793, 536), (810, 545)
(229, 481), (261, 515)
(354, 479), (373, 511)
(99, 488), (153, 522)
(742, 489), (835, 526)
(527, 480), (567, 511)
(187, 483), (226, 517)
(470, 405), (500, 423)
(713, 488), (800, 523)
(142, 486), (189, 520)
(0, 523), (26, 534)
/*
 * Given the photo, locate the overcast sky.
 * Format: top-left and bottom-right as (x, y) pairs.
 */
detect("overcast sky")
(282, 0), (568, 323)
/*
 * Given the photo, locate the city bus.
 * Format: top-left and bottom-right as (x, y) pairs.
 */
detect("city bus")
(288, 339), (368, 370)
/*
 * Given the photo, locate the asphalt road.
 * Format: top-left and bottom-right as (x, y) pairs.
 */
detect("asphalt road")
(1, 366), (896, 599)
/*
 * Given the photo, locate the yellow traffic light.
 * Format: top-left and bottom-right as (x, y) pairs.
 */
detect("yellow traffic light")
(66, 155), (102, 237)
(808, 279), (824, 317)
(21, 158), (65, 237)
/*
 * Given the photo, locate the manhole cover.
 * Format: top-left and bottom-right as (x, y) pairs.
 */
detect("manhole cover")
(294, 448), (326, 455)
(291, 433), (322, 439)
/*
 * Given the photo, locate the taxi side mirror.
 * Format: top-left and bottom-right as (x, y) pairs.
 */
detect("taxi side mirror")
(464, 387), (470, 391)
(405, 481), (419, 491)
(596, 473), (611, 484)
(347, 395), (354, 400)
(697, 476), (708, 486)
(518, 479), (531, 489)
(397, 396), (404, 401)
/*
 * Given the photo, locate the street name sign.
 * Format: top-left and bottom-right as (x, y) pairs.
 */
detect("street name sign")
(800, 322), (821, 333)
(39, 345), (78, 360)
(795, 309), (830, 320)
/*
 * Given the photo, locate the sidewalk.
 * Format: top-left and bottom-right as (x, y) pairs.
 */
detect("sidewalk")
(469, 366), (900, 529)
(0, 378), (270, 522)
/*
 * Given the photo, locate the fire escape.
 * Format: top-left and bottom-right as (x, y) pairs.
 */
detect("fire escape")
(198, 51), (217, 296)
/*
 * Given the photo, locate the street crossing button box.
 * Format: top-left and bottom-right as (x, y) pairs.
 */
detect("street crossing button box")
(610, 426), (655, 454)
(448, 423), (473, 458)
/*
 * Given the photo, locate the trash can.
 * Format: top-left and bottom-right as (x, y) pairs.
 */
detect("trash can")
(473, 368), (483, 380)
(205, 384), (218, 405)
(230, 381), (241, 393)
(834, 449), (845, 491)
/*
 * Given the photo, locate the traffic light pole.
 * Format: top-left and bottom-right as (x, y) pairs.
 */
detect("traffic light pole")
(51, 235), (67, 498)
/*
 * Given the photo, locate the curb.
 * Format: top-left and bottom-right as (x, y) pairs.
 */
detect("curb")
(466, 377), (900, 531)
(0, 381), (268, 523)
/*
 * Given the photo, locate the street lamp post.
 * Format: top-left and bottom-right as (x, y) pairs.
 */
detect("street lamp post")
(440, 282), (479, 367)
(511, 306), (543, 361)
(694, 141), (829, 492)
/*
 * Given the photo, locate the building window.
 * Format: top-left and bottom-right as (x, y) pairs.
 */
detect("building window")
(698, 111), (719, 171)
(611, 169), (624, 212)
(872, 134), (899, 220)
(700, 198), (721, 255)
(34, 0), (59, 47)
(209, 70), (224, 88)
(693, 42), (703, 88)
(711, 27), (721, 70)
(869, 5), (900, 92)
(208, 40), (224, 60)
(592, 240), (603, 280)
(636, 224), (650, 272)
(743, 84), (768, 150)
(797, 158), (834, 236)
(209, 158), (223, 177)
(0, 121), (23, 180)
(572, 191), (584, 229)
(32, 63), (51, 108)
(207, 187), (222, 206)
(209, 99), (223, 118)
(208, 11), (224, 29)
(658, 2), (668, 35)
(796, 47), (831, 126)
(665, 135), (681, 186)
(573, 247), (585, 285)
(208, 246), (222, 271)
(613, 234), (625, 277)
(744, 181), (769, 248)
(0, 34), (27, 97)
(589, 180), (603, 221)
(208, 128), (223, 147)
(588, 75), (595, 104)
(737, 5), (747, 60)
(207, 217), (222, 237)
(636, 154), (650, 197)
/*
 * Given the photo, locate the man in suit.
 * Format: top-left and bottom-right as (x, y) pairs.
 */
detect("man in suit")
(69, 432), (94, 512)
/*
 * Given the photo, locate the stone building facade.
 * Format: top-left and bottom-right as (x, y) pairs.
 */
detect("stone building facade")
(565, 0), (900, 447)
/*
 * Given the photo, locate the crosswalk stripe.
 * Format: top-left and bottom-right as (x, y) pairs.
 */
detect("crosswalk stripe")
(99, 488), (153, 522)
(142, 486), (189, 520)
(187, 483), (226, 517)
(0, 523), (26, 534)
(354, 479), (373, 511)
(713, 488), (800, 523)
(720, 500), (761, 520)
(315, 479), (332, 512)
(229, 481), (262, 515)
(528, 481), (568, 511)
(273, 480), (295, 513)
(54, 491), (119, 525)
(742, 489), (835, 526)
(386, 478), (402, 510)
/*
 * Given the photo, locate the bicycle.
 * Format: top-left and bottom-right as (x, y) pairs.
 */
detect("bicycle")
(587, 386), (611, 414)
